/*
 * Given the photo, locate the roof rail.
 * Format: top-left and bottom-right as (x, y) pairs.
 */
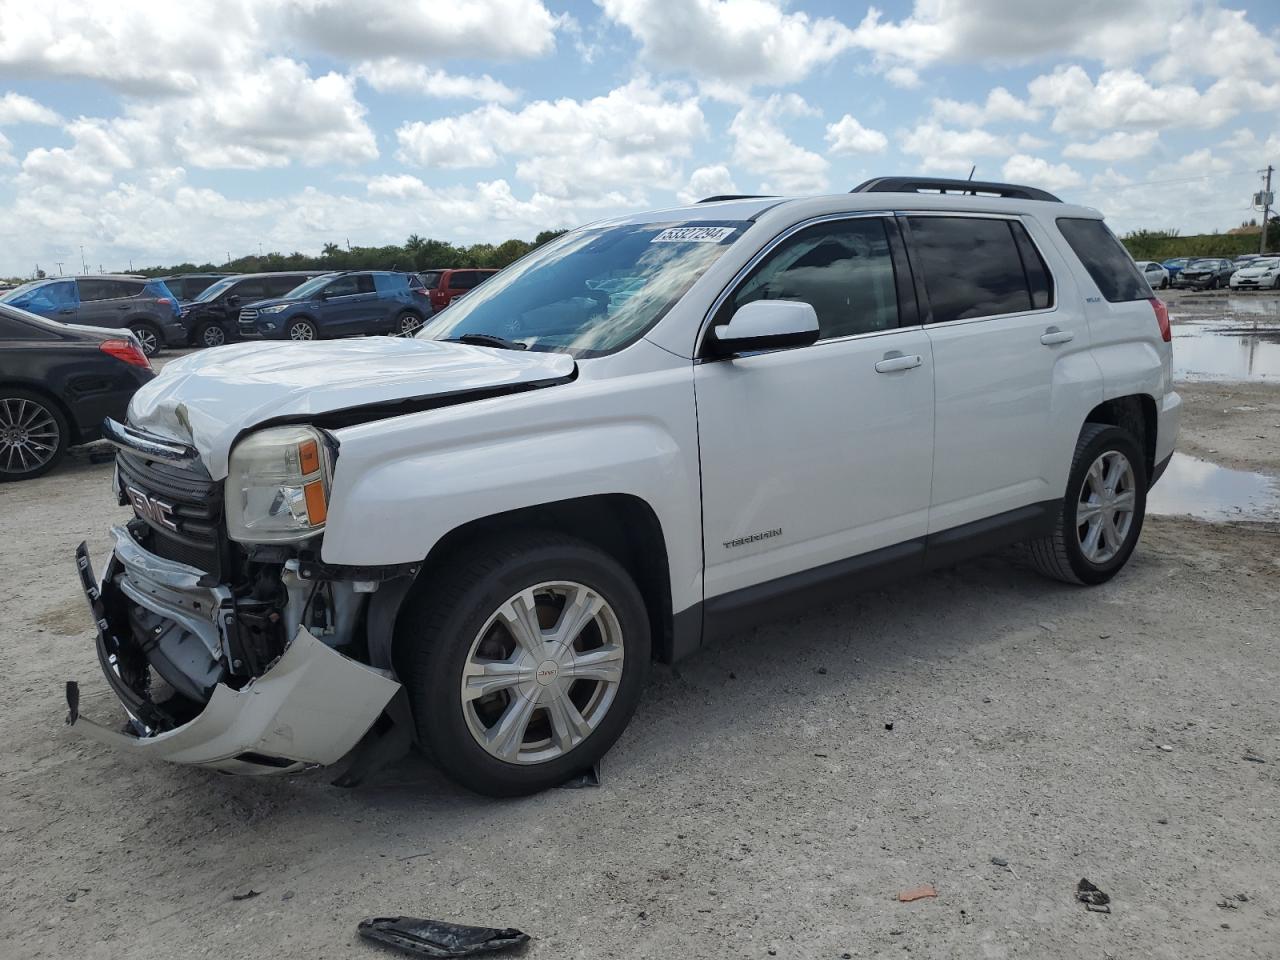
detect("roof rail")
(851, 177), (1062, 203)
(697, 194), (775, 203)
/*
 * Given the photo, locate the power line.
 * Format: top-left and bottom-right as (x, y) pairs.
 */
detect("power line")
(1070, 167), (1258, 197)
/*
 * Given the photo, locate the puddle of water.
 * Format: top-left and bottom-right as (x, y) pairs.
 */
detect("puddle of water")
(1171, 322), (1280, 381)
(1147, 452), (1279, 521)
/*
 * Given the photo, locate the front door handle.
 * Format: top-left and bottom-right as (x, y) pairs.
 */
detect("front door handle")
(874, 352), (923, 373)
(1040, 326), (1074, 345)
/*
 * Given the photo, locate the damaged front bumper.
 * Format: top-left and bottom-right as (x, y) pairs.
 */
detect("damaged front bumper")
(67, 535), (402, 776)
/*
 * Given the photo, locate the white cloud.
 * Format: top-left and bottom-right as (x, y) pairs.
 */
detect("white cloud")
(884, 66), (920, 89)
(0, 131), (14, 166)
(0, 92), (61, 125)
(395, 79), (706, 201)
(1001, 154), (1084, 192)
(597, 0), (856, 86)
(930, 87), (1039, 126)
(825, 114), (887, 155)
(677, 164), (738, 204)
(282, 0), (559, 61)
(355, 60), (519, 103)
(729, 94), (828, 194)
(1063, 130), (1160, 162)
(899, 122), (1011, 174)
(1151, 6), (1280, 83)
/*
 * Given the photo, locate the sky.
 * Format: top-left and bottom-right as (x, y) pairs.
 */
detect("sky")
(1, 0), (1278, 277)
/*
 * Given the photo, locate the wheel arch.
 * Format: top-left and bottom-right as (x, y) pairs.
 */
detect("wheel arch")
(387, 494), (679, 668)
(1084, 393), (1157, 481)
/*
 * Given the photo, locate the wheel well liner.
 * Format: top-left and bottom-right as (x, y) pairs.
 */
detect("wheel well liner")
(393, 495), (676, 666)
(1085, 394), (1157, 480)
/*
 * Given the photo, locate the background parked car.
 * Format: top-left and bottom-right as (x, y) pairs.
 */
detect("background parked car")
(180, 271), (322, 347)
(160, 273), (233, 302)
(1134, 260), (1169, 289)
(0, 275), (181, 356)
(1228, 256), (1280, 289)
(1171, 258), (1236, 290)
(238, 270), (430, 341)
(419, 268), (498, 313)
(0, 302), (153, 481)
(1160, 257), (1189, 281)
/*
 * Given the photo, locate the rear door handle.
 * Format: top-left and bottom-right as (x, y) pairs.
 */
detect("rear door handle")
(1040, 327), (1074, 345)
(874, 352), (923, 373)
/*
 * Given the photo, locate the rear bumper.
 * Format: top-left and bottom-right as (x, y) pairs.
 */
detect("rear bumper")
(66, 537), (401, 775)
(161, 319), (188, 346)
(1152, 390), (1181, 487)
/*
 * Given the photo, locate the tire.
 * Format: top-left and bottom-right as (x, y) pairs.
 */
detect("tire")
(128, 322), (163, 357)
(1160, 278), (1169, 289)
(395, 311), (424, 337)
(396, 531), (651, 797)
(287, 318), (318, 341)
(195, 321), (227, 348)
(1209, 277), (1219, 290)
(0, 388), (69, 482)
(1028, 424), (1148, 585)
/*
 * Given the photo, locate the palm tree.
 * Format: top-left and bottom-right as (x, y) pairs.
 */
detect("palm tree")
(321, 242), (341, 259)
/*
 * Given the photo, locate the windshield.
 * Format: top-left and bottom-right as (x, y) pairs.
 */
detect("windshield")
(1249, 258), (1280, 270)
(282, 274), (337, 299)
(419, 221), (748, 357)
(193, 277), (240, 302)
(1188, 259), (1221, 269)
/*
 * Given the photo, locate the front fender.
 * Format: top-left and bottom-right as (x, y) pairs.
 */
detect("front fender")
(319, 355), (701, 612)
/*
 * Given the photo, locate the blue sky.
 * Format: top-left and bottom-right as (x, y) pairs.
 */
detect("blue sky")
(1, 0), (1278, 276)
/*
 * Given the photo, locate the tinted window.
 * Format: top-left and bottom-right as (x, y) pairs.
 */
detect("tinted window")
(77, 279), (114, 301)
(356, 274), (376, 294)
(0, 313), (50, 339)
(907, 217), (1038, 323)
(449, 271), (479, 290)
(1056, 217), (1150, 302)
(722, 217), (899, 339)
(322, 276), (359, 298)
(1009, 221), (1054, 310)
(419, 271), (443, 288)
(234, 279), (268, 300)
(267, 276), (306, 296)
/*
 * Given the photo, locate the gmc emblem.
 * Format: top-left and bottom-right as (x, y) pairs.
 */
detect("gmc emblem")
(126, 485), (179, 532)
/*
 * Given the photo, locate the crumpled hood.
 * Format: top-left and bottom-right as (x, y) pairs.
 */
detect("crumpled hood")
(128, 338), (575, 478)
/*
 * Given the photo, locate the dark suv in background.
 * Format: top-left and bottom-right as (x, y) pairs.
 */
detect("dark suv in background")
(0, 275), (181, 356)
(180, 272), (323, 347)
(1172, 258), (1236, 290)
(160, 273), (232, 302)
(419, 268), (497, 313)
(238, 271), (429, 340)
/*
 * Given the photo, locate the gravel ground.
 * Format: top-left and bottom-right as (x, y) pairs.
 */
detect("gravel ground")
(2, 305), (1278, 960)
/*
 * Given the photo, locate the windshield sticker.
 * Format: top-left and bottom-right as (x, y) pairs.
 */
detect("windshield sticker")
(650, 226), (736, 244)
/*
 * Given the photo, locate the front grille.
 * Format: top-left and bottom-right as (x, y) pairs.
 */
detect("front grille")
(116, 452), (228, 578)
(238, 308), (259, 322)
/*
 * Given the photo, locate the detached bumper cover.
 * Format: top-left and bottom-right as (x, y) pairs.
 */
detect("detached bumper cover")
(68, 541), (401, 775)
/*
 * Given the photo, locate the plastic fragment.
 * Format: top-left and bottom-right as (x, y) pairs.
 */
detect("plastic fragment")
(897, 884), (937, 902)
(1076, 878), (1111, 913)
(357, 916), (530, 958)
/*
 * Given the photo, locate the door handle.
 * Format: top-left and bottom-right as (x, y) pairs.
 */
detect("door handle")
(1040, 326), (1074, 345)
(874, 352), (923, 373)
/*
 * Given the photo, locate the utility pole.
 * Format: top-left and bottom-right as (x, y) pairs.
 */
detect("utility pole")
(1260, 165), (1274, 255)
(55, 261), (64, 276)
(79, 245), (87, 274)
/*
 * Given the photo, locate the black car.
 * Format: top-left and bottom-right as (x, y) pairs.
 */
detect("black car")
(180, 272), (324, 347)
(160, 273), (233, 302)
(1172, 258), (1236, 290)
(0, 303), (154, 481)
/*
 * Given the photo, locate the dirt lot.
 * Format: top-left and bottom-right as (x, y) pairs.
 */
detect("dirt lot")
(2, 301), (1279, 960)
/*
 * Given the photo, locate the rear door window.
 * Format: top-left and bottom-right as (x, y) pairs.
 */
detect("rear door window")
(356, 274), (376, 294)
(77, 279), (114, 301)
(450, 271), (479, 290)
(322, 276), (359, 298)
(234, 279), (268, 300)
(373, 273), (409, 294)
(1055, 217), (1150, 302)
(905, 216), (1045, 323)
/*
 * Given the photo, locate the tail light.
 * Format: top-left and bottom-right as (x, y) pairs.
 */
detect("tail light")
(100, 338), (152, 369)
(1150, 297), (1171, 343)
(155, 297), (172, 306)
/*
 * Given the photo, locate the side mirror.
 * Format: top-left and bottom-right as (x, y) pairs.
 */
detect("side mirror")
(226, 295), (241, 307)
(705, 300), (820, 357)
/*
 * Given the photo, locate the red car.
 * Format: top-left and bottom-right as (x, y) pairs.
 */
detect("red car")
(419, 268), (498, 312)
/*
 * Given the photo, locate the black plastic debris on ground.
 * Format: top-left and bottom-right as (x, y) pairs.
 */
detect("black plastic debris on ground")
(1076, 878), (1111, 913)
(557, 760), (601, 789)
(358, 916), (530, 958)
(232, 889), (261, 902)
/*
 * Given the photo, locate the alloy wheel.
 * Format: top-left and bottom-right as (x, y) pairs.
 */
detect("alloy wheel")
(399, 313), (423, 336)
(289, 321), (315, 341)
(0, 396), (61, 476)
(132, 326), (159, 356)
(201, 324), (226, 347)
(461, 581), (625, 765)
(1076, 450), (1136, 565)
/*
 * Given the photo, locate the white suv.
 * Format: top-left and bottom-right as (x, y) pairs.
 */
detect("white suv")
(68, 177), (1180, 796)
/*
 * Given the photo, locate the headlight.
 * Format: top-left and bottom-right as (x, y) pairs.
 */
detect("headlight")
(225, 425), (334, 543)
(261, 304), (289, 314)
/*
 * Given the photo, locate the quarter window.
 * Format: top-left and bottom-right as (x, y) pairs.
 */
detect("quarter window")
(721, 218), (900, 340)
(906, 216), (1047, 324)
(1056, 217), (1150, 302)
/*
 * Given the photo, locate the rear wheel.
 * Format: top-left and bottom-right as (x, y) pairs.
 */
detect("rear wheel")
(196, 321), (226, 348)
(0, 389), (68, 482)
(396, 532), (650, 796)
(288, 318), (318, 341)
(1029, 424), (1147, 585)
(128, 322), (162, 357)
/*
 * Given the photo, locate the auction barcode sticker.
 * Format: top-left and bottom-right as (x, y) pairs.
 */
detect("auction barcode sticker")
(650, 226), (736, 244)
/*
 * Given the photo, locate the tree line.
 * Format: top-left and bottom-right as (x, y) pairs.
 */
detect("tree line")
(126, 230), (570, 279)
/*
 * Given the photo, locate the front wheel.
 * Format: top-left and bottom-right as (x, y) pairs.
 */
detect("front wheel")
(1028, 424), (1148, 585)
(396, 532), (650, 796)
(287, 318), (318, 341)
(195, 321), (227, 348)
(395, 311), (424, 337)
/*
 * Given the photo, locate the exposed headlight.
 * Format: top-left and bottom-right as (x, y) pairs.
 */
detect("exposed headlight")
(261, 304), (289, 314)
(225, 426), (334, 544)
